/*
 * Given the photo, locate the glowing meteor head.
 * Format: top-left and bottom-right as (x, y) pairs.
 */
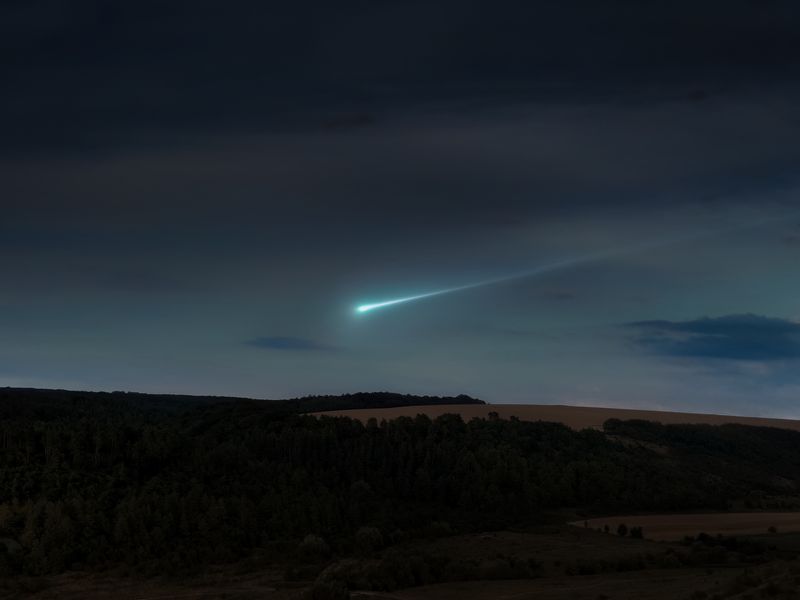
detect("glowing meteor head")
(354, 291), (448, 314)
(355, 299), (408, 313)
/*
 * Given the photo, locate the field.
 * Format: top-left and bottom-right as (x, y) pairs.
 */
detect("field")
(397, 528), (659, 570)
(1, 568), (296, 599)
(573, 512), (800, 541)
(0, 563), (749, 600)
(12, 526), (800, 600)
(315, 403), (800, 431)
(382, 570), (740, 600)
(8, 527), (773, 600)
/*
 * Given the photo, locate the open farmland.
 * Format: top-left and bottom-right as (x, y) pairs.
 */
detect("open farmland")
(315, 403), (800, 431)
(1, 568), (296, 600)
(573, 512), (800, 541)
(382, 569), (741, 600)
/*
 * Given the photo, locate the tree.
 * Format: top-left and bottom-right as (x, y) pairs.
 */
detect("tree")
(304, 581), (350, 600)
(299, 534), (331, 561)
(354, 527), (383, 556)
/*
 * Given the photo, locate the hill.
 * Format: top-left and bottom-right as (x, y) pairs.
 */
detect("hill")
(315, 403), (800, 432)
(0, 387), (484, 419)
(3, 388), (800, 599)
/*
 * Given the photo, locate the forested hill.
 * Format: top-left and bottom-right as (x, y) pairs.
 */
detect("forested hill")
(0, 387), (484, 419)
(1, 389), (800, 578)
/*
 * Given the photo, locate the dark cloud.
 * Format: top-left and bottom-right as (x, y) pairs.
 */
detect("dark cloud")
(3, 1), (800, 251)
(3, 1), (800, 156)
(627, 314), (800, 361)
(246, 337), (332, 352)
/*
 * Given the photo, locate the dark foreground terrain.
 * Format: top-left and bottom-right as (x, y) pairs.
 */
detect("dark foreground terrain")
(3, 388), (800, 599)
(8, 528), (800, 599)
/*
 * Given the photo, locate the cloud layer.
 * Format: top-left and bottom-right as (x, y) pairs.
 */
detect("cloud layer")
(4, 0), (800, 156)
(627, 314), (800, 361)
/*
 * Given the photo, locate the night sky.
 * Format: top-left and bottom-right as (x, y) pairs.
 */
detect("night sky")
(3, 1), (800, 415)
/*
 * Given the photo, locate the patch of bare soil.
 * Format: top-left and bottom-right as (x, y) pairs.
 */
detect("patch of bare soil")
(573, 512), (800, 541)
(315, 404), (800, 432)
(388, 569), (739, 600)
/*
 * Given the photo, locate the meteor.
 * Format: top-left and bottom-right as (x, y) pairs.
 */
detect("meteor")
(355, 255), (593, 314)
(353, 215), (798, 315)
(357, 292), (450, 313)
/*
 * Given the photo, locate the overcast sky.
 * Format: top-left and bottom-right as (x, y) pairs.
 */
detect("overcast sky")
(3, 1), (800, 416)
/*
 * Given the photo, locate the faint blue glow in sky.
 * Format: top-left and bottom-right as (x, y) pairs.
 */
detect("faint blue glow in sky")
(354, 215), (797, 315)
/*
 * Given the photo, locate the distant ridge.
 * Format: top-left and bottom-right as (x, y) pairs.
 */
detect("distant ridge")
(0, 387), (483, 418)
(315, 403), (800, 432)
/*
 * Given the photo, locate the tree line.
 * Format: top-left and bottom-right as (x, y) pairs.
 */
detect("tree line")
(0, 392), (799, 576)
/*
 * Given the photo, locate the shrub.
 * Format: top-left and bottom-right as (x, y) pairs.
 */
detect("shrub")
(427, 521), (453, 537)
(318, 558), (395, 591)
(304, 581), (350, 600)
(442, 558), (478, 582)
(478, 558), (514, 580)
(354, 527), (383, 556)
(299, 535), (331, 561)
(575, 560), (600, 575)
(285, 564), (326, 581)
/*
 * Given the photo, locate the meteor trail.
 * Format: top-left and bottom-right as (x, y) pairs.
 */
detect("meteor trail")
(353, 215), (798, 315)
(355, 255), (599, 314)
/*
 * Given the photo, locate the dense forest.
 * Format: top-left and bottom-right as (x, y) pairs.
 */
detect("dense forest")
(1, 389), (800, 579)
(0, 388), (483, 419)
